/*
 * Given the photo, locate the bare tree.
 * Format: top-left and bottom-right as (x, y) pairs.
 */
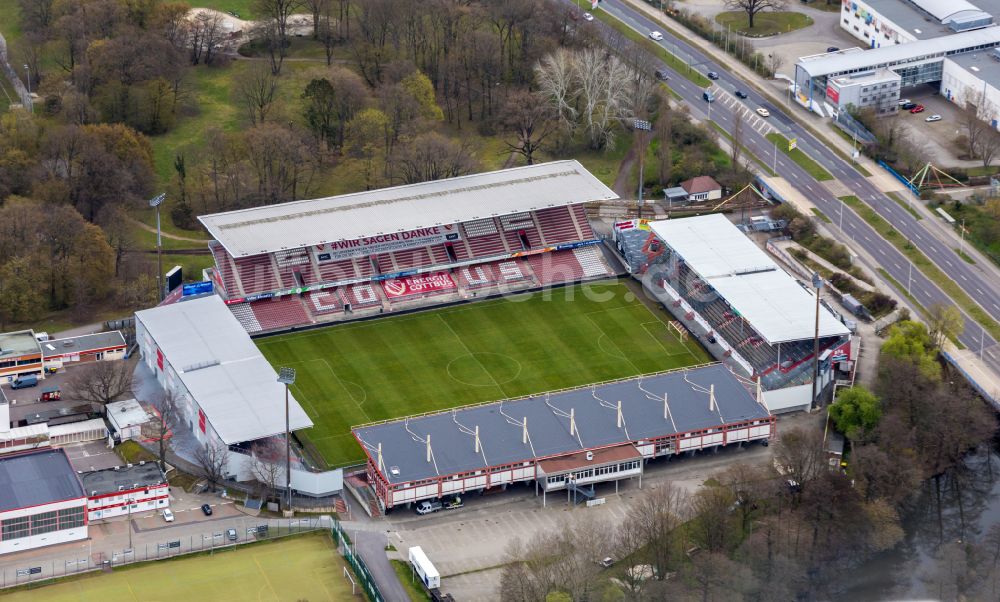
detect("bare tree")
(766, 52), (784, 78)
(249, 442), (285, 502)
(236, 63), (278, 126)
(959, 86), (995, 160)
(500, 90), (556, 165)
(627, 483), (689, 581)
(68, 359), (134, 413)
(724, 0), (786, 29)
(392, 132), (479, 184)
(774, 427), (826, 490)
(188, 11), (226, 66)
(927, 303), (964, 349)
(153, 389), (180, 471)
(574, 48), (632, 149)
(978, 127), (1000, 168)
(194, 440), (230, 492)
(253, 0), (303, 74)
(534, 48), (578, 131)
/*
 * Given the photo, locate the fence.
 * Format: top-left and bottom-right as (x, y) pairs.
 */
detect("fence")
(332, 518), (384, 602)
(878, 160), (920, 197)
(0, 33), (32, 111)
(941, 350), (1000, 411)
(0, 516), (329, 590)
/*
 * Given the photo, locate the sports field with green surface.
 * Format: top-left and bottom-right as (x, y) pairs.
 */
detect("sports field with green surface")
(5, 533), (349, 602)
(257, 279), (710, 466)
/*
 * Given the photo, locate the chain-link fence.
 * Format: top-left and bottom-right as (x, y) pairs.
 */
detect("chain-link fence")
(0, 516), (329, 590)
(332, 518), (384, 602)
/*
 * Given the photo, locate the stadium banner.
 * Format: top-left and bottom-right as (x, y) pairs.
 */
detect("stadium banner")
(222, 239), (601, 304)
(381, 271), (456, 298)
(313, 226), (462, 262)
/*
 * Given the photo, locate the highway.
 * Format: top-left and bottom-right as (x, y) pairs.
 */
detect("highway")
(588, 0), (1000, 372)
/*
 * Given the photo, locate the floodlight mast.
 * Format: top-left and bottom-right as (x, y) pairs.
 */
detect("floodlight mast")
(277, 367), (296, 513)
(148, 193), (167, 301)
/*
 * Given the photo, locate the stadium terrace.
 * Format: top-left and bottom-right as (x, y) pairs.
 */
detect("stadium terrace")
(352, 364), (774, 511)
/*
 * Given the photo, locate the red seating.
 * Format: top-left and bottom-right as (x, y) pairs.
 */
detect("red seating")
(354, 257), (375, 278)
(344, 283), (382, 309)
(525, 250), (585, 286)
(429, 244), (451, 264)
(535, 207), (580, 245)
(250, 296), (311, 331)
(305, 289), (345, 316)
(210, 241), (240, 296)
(234, 255), (279, 294)
(274, 249), (314, 288)
(571, 204), (596, 238)
(374, 254), (395, 274)
(456, 260), (531, 290)
(317, 258), (358, 282)
(391, 247), (434, 270)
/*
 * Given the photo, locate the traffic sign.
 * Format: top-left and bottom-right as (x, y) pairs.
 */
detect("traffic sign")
(788, 138), (798, 151)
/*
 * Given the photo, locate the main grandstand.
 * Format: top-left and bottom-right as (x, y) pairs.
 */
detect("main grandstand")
(615, 214), (852, 412)
(201, 161), (620, 334)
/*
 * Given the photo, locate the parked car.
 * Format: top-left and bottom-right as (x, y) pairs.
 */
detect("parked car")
(415, 500), (443, 515)
(735, 90), (748, 99)
(201, 504), (213, 516)
(38, 386), (61, 402)
(925, 114), (942, 122)
(756, 107), (770, 118)
(910, 104), (925, 114)
(898, 98), (911, 106)
(707, 71), (720, 80)
(649, 31), (664, 41)
(582, 12), (594, 21)
(10, 375), (38, 389)
(654, 69), (670, 81)
(826, 46), (840, 52)
(162, 509), (175, 522)
(599, 557), (614, 568)
(226, 528), (237, 541)
(900, 102), (917, 110)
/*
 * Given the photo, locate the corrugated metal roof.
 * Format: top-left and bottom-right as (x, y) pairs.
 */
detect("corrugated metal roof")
(41, 331), (126, 358)
(135, 296), (313, 444)
(0, 449), (85, 512)
(649, 215), (850, 344)
(797, 27), (1000, 77)
(352, 364), (770, 485)
(199, 160), (618, 258)
(914, 0), (982, 22)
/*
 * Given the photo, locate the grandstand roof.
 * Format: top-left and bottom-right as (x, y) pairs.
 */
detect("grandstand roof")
(135, 296), (312, 444)
(199, 160), (618, 258)
(649, 215), (850, 344)
(352, 364), (770, 485)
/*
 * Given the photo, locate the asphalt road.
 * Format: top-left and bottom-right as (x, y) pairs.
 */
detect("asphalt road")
(590, 0), (1000, 372)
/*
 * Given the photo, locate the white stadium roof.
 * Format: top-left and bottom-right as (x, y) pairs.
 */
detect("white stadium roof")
(199, 160), (618, 258)
(135, 296), (313, 444)
(649, 215), (850, 344)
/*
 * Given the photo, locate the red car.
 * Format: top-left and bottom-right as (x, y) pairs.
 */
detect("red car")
(910, 104), (925, 114)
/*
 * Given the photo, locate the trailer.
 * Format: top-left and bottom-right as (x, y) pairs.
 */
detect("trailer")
(408, 546), (441, 590)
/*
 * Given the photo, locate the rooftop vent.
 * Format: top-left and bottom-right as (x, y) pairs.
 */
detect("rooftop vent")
(586, 451), (594, 461)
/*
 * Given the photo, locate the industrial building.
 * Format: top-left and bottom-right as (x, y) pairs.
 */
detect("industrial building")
(353, 364), (774, 512)
(794, 0), (1000, 122)
(80, 462), (169, 521)
(0, 448), (88, 555)
(0, 330), (43, 385)
(40, 332), (127, 367)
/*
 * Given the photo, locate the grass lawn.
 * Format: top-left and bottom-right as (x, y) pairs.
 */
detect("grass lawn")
(840, 195), (1000, 342)
(766, 133), (833, 181)
(0, 2), (21, 42)
(714, 11), (813, 36)
(257, 280), (710, 466)
(2, 533), (349, 602)
(392, 560), (434, 602)
(593, 10), (712, 87)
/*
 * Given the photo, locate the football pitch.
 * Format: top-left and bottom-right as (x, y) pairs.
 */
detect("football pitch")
(257, 279), (711, 466)
(6, 534), (350, 602)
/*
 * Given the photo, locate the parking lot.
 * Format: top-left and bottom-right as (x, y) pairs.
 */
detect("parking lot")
(2, 368), (93, 425)
(893, 85), (980, 167)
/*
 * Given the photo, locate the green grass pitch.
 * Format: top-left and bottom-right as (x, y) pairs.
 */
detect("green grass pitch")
(257, 279), (711, 466)
(4, 533), (351, 602)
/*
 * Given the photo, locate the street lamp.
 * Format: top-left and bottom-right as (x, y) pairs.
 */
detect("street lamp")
(277, 367), (296, 514)
(126, 498), (135, 551)
(810, 272), (823, 412)
(23, 64), (31, 114)
(148, 193), (166, 301)
(633, 119), (652, 219)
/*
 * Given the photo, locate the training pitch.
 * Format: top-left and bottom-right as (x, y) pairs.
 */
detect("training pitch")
(258, 279), (710, 466)
(6, 534), (350, 602)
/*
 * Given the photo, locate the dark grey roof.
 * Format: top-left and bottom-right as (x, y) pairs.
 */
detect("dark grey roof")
(0, 449), (86, 511)
(79, 463), (165, 496)
(353, 364), (770, 485)
(41, 331), (126, 358)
